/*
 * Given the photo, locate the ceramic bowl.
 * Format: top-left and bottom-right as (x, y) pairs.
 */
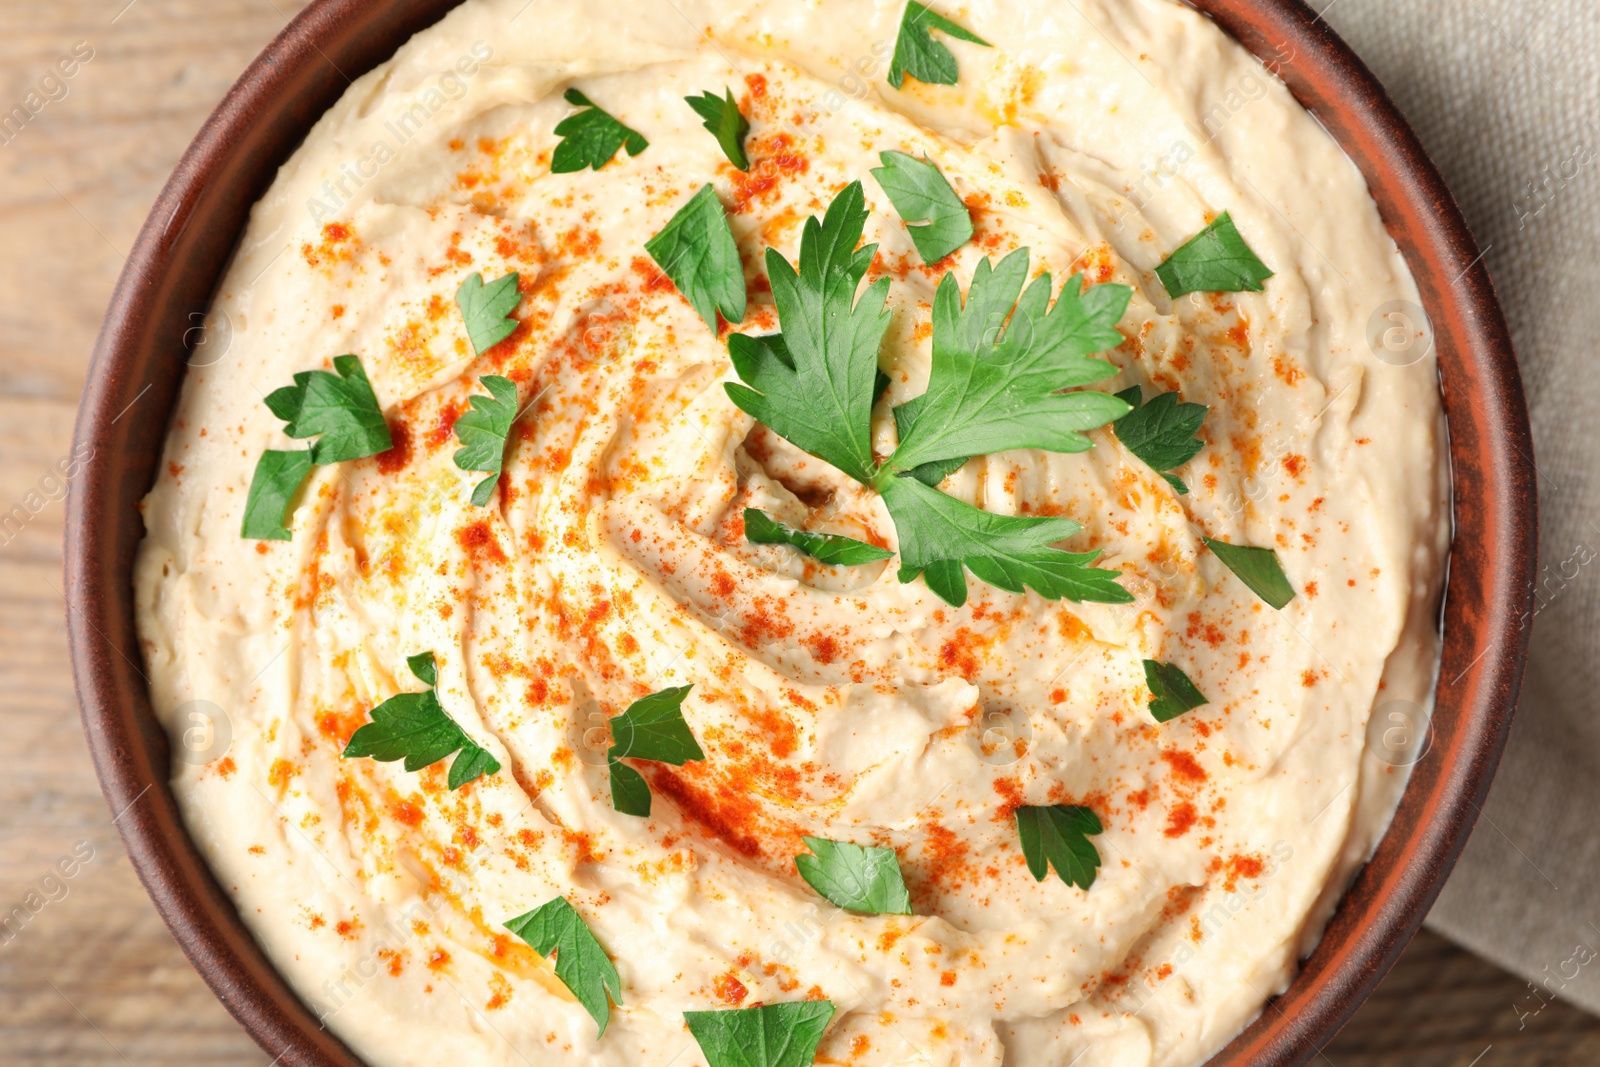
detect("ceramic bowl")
(64, 0), (1538, 1062)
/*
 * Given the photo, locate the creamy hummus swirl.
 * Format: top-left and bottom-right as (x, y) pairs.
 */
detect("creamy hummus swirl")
(134, 0), (1449, 1064)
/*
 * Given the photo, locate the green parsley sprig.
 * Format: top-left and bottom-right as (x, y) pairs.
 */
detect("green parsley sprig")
(795, 836), (912, 915)
(888, 1), (991, 89)
(1143, 659), (1208, 722)
(885, 249), (1130, 470)
(342, 652), (501, 790)
(871, 150), (973, 264)
(1113, 386), (1208, 494)
(1203, 537), (1295, 609)
(1155, 212), (1273, 297)
(686, 1001), (836, 1067)
(241, 449), (314, 541)
(646, 184), (746, 332)
(726, 183), (888, 486)
(743, 508), (893, 567)
(455, 271), (522, 355)
(725, 183), (1134, 607)
(504, 897), (622, 1036)
(452, 375), (519, 506)
(687, 87), (750, 170)
(552, 88), (648, 173)
(242, 354), (393, 541)
(1015, 804), (1103, 890)
(604, 685), (705, 817)
(265, 354), (392, 463)
(882, 478), (1130, 606)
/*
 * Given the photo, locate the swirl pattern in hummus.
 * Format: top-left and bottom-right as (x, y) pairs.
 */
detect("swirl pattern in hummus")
(134, 0), (1450, 1064)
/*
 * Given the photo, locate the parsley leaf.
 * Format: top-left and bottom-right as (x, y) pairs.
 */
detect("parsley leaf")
(453, 375), (519, 506)
(342, 652), (501, 789)
(725, 181), (890, 485)
(888, 1), (991, 89)
(1015, 804), (1103, 890)
(406, 650), (437, 687)
(687, 87), (750, 170)
(743, 508), (892, 567)
(607, 760), (653, 818)
(1154, 212), (1274, 297)
(1142, 659), (1208, 723)
(685, 1002), (837, 1067)
(264, 354), (392, 463)
(880, 475), (1132, 607)
(1113, 386), (1207, 495)
(455, 271), (522, 355)
(551, 88), (648, 173)
(504, 897), (622, 1036)
(1203, 537), (1295, 609)
(607, 685), (705, 817)
(727, 188), (1130, 608)
(610, 686), (703, 763)
(447, 745), (501, 790)
(900, 454), (970, 487)
(241, 449), (313, 541)
(795, 836), (912, 915)
(646, 184), (746, 332)
(886, 250), (1131, 473)
(870, 150), (972, 264)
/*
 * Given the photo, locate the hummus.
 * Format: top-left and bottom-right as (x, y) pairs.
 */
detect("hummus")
(134, 0), (1449, 1064)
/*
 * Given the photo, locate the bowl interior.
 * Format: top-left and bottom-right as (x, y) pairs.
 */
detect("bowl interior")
(64, 0), (1536, 1063)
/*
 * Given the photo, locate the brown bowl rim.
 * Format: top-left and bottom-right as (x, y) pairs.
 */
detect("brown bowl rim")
(64, 0), (1537, 1063)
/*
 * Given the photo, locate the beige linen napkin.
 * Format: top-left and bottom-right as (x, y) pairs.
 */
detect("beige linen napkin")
(1321, 0), (1600, 1016)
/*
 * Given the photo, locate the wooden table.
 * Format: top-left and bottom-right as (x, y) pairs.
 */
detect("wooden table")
(0, 1), (1588, 1063)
